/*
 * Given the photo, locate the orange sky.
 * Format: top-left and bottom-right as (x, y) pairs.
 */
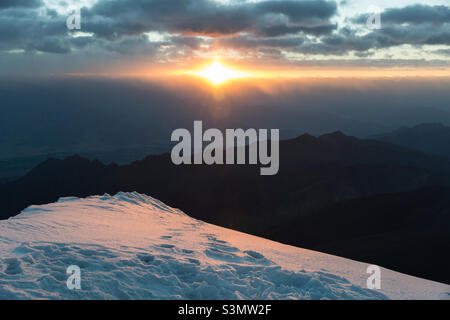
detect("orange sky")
(81, 59), (450, 84)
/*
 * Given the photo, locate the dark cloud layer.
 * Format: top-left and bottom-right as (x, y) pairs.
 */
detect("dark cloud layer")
(2, 77), (450, 157)
(85, 0), (338, 37)
(0, 0), (42, 9)
(0, 0), (449, 66)
(355, 4), (450, 25)
(283, 4), (450, 57)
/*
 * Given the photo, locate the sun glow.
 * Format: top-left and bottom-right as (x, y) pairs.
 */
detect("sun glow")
(190, 61), (251, 85)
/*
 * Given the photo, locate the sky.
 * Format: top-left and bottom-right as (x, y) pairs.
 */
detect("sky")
(1, 0), (450, 177)
(0, 0), (449, 77)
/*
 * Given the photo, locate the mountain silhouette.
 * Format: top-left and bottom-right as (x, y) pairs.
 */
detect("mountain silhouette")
(372, 123), (450, 158)
(265, 186), (450, 283)
(1, 132), (449, 283)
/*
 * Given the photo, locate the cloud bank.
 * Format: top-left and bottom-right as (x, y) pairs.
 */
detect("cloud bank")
(0, 0), (449, 72)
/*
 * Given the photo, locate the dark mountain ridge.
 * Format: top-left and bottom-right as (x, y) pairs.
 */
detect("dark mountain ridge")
(371, 123), (450, 158)
(1, 132), (449, 283)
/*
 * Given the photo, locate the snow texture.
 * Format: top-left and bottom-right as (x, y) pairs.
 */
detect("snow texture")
(0, 192), (448, 300)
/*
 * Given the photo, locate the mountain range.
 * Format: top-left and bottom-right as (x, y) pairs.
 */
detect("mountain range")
(1, 129), (449, 283)
(371, 123), (450, 159)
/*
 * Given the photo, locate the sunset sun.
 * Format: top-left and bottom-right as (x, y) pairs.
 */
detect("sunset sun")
(190, 61), (250, 85)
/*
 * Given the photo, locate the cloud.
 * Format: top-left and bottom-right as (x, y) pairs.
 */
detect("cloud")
(350, 5), (450, 47)
(217, 35), (305, 50)
(84, 0), (338, 38)
(0, 3), (69, 54)
(257, 23), (337, 37)
(435, 48), (450, 56)
(293, 5), (450, 56)
(2, 77), (450, 152)
(28, 36), (71, 53)
(0, 0), (339, 58)
(355, 4), (450, 26)
(0, 0), (449, 68)
(0, 0), (43, 9)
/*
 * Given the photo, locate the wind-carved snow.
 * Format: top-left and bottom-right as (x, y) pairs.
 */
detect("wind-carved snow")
(0, 192), (448, 300)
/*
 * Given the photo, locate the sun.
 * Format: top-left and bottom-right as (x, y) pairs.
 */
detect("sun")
(190, 61), (250, 85)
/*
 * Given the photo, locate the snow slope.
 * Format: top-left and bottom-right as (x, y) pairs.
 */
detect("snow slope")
(0, 192), (448, 300)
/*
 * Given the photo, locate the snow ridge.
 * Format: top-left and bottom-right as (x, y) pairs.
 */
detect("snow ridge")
(0, 192), (448, 300)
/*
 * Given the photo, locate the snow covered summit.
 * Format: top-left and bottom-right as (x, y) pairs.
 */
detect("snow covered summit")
(0, 192), (448, 300)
